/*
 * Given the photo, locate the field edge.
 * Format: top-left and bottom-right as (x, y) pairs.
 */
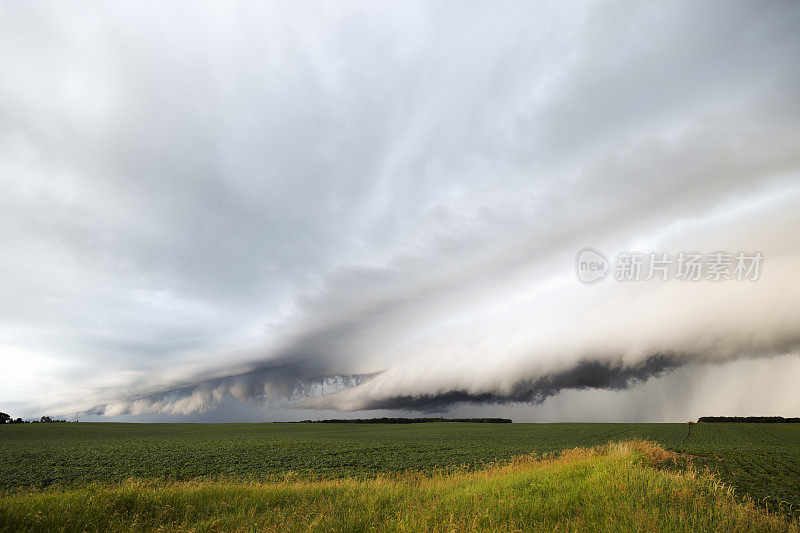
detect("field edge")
(1, 439), (797, 532)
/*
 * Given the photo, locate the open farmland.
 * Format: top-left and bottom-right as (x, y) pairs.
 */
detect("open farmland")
(0, 422), (692, 487)
(1, 421), (799, 522)
(2, 440), (796, 532)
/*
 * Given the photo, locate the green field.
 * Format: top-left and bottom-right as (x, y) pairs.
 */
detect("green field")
(2, 441), (796, 532)
(1, 422), (799, 530)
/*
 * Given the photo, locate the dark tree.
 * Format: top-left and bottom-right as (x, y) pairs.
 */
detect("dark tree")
(698, 416), (800, 423)
(0, 412), (10, 424)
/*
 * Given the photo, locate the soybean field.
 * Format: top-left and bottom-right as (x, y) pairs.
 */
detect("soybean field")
(1, 422), (798, 518)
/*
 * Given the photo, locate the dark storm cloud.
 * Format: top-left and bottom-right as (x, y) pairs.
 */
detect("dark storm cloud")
(339, 353), (685, 412)
(2, 1), (800, 419)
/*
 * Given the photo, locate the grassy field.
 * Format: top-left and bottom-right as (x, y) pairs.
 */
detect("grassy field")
(1, 440), (795, 532)
(1, 422), (799, 530)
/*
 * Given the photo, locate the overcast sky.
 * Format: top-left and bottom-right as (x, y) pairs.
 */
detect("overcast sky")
(2, 1), (800, 422)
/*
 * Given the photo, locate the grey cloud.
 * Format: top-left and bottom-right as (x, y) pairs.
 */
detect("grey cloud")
(2, 1), (800, 420)
(331, 353), (686, 413)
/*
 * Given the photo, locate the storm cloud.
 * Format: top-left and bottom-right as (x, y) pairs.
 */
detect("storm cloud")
(2, 1), (800, 420)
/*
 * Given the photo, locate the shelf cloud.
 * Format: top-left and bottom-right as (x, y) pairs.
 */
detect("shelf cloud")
(2, 1), (800, 420)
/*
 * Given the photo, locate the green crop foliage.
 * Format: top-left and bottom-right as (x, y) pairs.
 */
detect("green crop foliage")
(1, 422), (799, 523)
(1, 441), (796, 533)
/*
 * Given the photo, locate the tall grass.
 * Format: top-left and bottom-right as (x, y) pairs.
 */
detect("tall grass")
(1, 441), (795, 532)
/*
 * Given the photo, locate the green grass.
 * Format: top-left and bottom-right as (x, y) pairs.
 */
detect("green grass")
(1, 441), (795, 532)
(1, 422), (799, 523)
(669, 423), (800, 519)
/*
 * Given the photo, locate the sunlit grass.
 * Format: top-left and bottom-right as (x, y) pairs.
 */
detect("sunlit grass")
(1, 440), (795, 532)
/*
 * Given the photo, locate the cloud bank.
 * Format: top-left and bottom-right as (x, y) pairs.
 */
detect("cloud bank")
(1, 0), (800, 419)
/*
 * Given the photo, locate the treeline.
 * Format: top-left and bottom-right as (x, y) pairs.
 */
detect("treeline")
(698, 416), (800, 423)
(290, 417), (513, 424)
(0, 412), (69, 424)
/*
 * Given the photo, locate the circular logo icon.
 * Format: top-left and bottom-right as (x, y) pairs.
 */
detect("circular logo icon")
(576, 248), (609, 284)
